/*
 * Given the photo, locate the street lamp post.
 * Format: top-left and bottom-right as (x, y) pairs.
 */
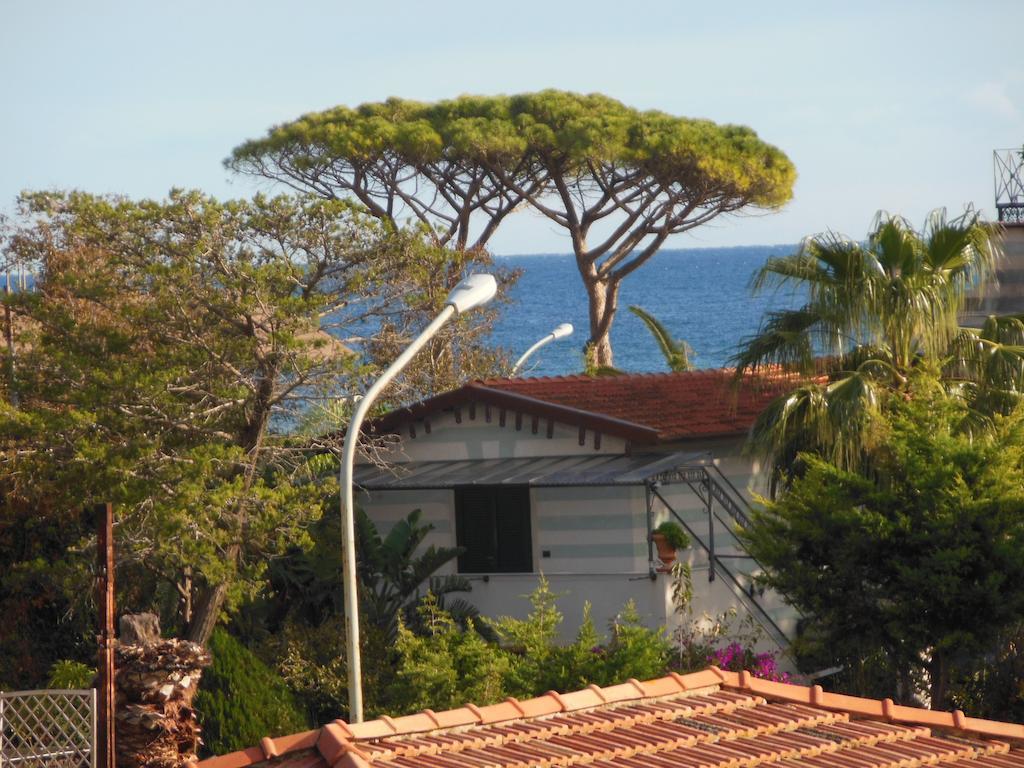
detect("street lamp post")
(339, 274), (498, 723)
(511, 323), (574, 376)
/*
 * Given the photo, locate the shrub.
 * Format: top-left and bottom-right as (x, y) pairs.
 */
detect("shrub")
(47, 660), (95, 689)
(194, 628), (310, 756)
(491, 578), (671, 696)
(387, 595), (510, 713)
(709, 642), (790, 682)
(599, 601), (672, 683)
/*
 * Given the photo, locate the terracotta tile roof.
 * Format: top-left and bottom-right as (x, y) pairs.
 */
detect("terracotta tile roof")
(195, 667), (1024, 768)
(374, 369), (809, 445)
(479, 370), (802, 441)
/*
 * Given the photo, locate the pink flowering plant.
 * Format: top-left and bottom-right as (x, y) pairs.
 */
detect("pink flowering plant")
(669, 561), (791, 682)
(708, 642), (791, 683)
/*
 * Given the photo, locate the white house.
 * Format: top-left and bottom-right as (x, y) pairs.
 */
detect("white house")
(354, 369), (802, 656)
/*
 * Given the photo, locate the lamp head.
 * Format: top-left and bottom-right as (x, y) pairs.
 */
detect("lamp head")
(445, 274), (498, 314)
(551, 323), (574, 340)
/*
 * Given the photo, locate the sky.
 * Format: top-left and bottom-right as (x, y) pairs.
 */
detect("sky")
(2, 0), (1022, 254)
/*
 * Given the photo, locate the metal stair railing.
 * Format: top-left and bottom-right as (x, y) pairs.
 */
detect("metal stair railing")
(650, 463), (764, 570)
(707, 462), (755, 529)
(649, 486), (792, 651)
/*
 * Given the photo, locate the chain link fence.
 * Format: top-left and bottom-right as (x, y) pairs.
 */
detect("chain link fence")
(0, 690), (96, 768)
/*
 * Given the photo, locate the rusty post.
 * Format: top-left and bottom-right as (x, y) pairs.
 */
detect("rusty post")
(3, 273), (17, 407)
(96, 502), (116, 768)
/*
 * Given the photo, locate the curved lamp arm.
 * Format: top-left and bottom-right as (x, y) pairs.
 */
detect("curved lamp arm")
(339, 274), (496, 722)
(511, 323), (574, 376)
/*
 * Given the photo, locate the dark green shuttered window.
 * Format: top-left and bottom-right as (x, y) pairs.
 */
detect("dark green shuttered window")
(454, 486), (533, 573)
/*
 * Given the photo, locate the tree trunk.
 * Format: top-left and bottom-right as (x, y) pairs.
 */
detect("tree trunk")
(184, 408), (266, 647)
(584, 277), (620, 369)
(929, 649), (949, 709)
(115, 629), (211, 768)
(895, 657), (915, 704)
(183, 581), (228, 647)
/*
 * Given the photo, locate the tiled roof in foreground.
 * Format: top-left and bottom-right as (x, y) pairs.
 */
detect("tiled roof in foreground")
(196, 667), (1024, 768)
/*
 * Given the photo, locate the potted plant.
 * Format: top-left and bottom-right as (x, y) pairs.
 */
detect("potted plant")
(651, 520), (690, 571)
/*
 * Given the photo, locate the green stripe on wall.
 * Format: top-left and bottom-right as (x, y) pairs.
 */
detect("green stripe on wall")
(545, 542), (647, 559)
(538, 513), (638, 531)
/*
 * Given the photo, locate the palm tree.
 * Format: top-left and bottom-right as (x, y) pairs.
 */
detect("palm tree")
(734, 207), (1019, 484)
(628, 306), (693, 372)
(266, 506), (489, 640)
(356, 508), (492, 641)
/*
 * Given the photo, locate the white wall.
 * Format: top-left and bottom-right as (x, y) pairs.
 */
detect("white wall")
(533, 485), (649, 574)
(357, 419), (797, 656)
(461, 572), (672, 644)
(376, 404), (627, 463)
(356, 487), (457, 574)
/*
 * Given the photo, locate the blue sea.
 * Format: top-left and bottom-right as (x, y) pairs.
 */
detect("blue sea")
(490, 245), (802, 377)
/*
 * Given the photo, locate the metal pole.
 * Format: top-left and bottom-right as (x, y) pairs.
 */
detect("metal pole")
(95, 503), (115, 768)
(90, 688), (98, 768)
(705, 478), (715, 583)
(511, 334), (555, 376)
(3, 274), (16, 407)
(340, 306), (455, 723)
(511, 324), (572, 376)
(644, 483), (655, 579)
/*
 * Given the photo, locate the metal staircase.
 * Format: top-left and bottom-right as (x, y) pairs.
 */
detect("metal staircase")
(645, 461), (797, 652)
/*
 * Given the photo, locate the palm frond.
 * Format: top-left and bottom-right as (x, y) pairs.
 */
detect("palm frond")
(741, 206), (1008, 478)
(627, 305), (692, 372)
(425, 574), (473, 596)
(733, 308), (822, 374)
(381, 508), (432, 562)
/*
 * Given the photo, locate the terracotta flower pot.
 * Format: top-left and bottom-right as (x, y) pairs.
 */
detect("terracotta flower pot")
(651, 532), (677, 572)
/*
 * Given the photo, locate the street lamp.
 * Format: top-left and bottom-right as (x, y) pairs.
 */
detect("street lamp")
(339, 273), (498, 722)
(511, 323), (574, 376)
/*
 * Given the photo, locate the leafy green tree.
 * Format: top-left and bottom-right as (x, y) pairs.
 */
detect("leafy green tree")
(628, 306), (693, 371)
(0, 190), (505, 648)
(194, 628), (310, 756)
(948, 622), (1024, 722)
(734, 208), (1017, 483)
(0, 498), (94, 688)
(229, 91), (796, 367)
(357, 231), (518, 401)
(741, 381), (1024, 706)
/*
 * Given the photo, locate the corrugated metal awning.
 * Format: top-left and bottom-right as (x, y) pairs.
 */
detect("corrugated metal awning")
(352, 451), (709, 490)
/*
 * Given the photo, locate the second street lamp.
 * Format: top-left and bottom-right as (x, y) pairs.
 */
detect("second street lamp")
(338, 273), (498, 723)
(511, 323), (574, 376)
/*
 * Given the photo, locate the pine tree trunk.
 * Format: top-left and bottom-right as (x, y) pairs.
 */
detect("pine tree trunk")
(929, 650), (949, 709)
(584, 277), (620, 369)
(183, 542), (240, 648)
(183, 581), (228, 647)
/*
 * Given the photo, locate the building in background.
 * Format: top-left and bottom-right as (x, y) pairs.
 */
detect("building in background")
(355, 370), (803, 657)
(963, 148), (1024, 326)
